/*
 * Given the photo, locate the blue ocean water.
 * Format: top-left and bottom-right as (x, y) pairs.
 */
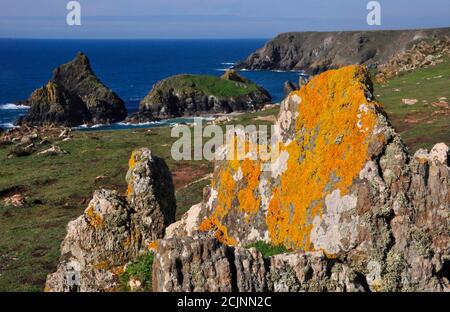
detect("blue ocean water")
(0, 39), (303, 130)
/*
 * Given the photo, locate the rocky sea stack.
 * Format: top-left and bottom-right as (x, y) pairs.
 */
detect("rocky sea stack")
(16, 52), (127, 127)
(236, 28), (450, 74)
(135, 70), (271, 120)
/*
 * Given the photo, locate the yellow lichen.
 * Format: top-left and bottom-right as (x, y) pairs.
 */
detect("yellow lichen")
(266, 65), (379, 250)
(126, 150), (139, 199)
(148, 240), (159, 251)
(94, 261), (110, 270)
(200, 65), (379, 251)
(86, 204), (103, 228)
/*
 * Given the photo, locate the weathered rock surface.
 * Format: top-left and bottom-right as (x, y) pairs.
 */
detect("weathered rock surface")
(152, 236), (367, 292)
(236, 28), (450, 73)
(137, 70), (271, 119)
(17, 53), (127, 127)
(45, 148), (176, 292)
(191, 65), (450, 291)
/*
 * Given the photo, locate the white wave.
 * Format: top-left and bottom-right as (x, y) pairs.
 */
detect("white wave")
(0, 103), (29, 110)
(116, 121), (159, 127)
(215, 68), (229, 72)
(73, 123), (106, 130)
(0, 123), (15, 129)
(221, 62), (235, 65)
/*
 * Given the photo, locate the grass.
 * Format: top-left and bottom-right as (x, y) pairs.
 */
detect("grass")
(158, 74), (260, 98)
(246, 241), (289, 258)
(0, 108), (279, 291)
(119, 252), (154, 292)
(374, 57), (450, 152)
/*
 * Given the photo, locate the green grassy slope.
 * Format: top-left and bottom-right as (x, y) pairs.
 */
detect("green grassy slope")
(375, 58), (450, 152)
(156, 74), (260, 98)
(0, 108), (279, 291)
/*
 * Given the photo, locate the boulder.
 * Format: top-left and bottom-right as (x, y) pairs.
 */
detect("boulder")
(17, 53), (127, 127)
(45, 148), (176, 292)
(195, 65), (450, 291)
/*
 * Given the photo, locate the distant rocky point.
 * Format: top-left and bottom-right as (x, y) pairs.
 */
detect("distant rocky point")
(16, 52), (127, 127)
(131, 69), (271, 121)
(236, 28), (450, 74)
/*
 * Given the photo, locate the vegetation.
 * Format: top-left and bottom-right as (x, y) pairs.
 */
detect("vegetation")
(246, 241), (289, 258)
(119, 252), (154, 292)
(374, 57), (450, 152)
(158, 74), (260, 98)
(0, 108), (279, 291)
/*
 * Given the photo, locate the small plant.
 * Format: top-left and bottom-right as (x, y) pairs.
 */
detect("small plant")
(119, 252), (154, 292)
(246, 241), (289, 258)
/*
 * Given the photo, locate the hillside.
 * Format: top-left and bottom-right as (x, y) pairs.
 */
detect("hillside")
(236, 28), (450, 73)
(376, 57), (450, 151)
(138, 70), (271, 120)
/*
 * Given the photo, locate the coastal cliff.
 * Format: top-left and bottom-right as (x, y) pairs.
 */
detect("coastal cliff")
(236, 28), (450, 73)
(16, 53), (127, 127)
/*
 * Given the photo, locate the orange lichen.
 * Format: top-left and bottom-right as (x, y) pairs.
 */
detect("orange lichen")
(110, 265), (125, 276)
(126, 150), (139, 199)
(86, 204), (103, 228)
(237, 159), (262, 219)
(148, 240), (159, 251)
(266, 65), (379, 250)
(201, 65), (379, 251)
(199, 216), (237, 246)
(94, 261), (110, 270)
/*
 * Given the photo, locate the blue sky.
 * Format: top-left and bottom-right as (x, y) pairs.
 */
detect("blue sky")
(1, 0), (450, 39)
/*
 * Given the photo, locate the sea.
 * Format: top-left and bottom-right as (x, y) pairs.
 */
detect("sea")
(0, 39), (305, 130)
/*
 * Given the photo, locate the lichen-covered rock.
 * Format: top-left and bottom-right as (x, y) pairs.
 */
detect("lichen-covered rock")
(197, 65), (450, 291)
(126, 148), (177, 244)
(17, 52), (127, 127)
(165, 203), (206, 239)
(152, 236), (366, 292)
(45, 148), (176, 292)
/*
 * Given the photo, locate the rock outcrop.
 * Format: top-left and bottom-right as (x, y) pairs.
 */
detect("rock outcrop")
(236, 28), (450, 73)
(17, 53), (127, 127)
(375, 38), (450, 83)
(45, 148), (176, 292)
(152, 236), (367, 292)
(137, 70), (271, 120)
(157, 65), (449, 292)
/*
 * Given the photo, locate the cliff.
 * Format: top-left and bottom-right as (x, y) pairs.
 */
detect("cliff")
(17, 53), (127, 127)
(137, 70), (271, 120)
(236, 28), (450, 73)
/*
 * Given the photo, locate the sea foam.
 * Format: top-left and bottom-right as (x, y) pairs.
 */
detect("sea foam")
(0, 103), (29, 110)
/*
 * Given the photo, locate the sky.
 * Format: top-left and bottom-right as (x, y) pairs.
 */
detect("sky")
(0, 0), (450, 39)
